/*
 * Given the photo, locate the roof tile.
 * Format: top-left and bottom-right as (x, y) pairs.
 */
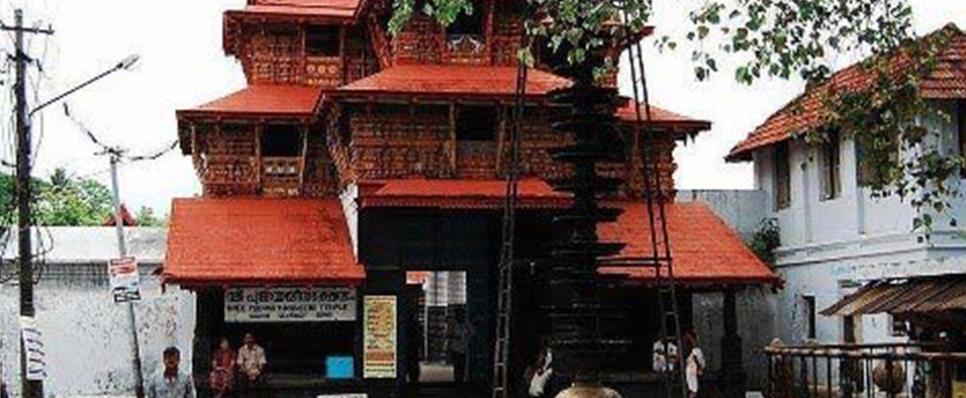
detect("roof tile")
(359, 178), (570, 209)
(177, 85), (323, 120)
(163, 198), (364, 285)
(599, 202), (779, 285)
(334, 65), (572, 99)
(728, 24), (966, 161)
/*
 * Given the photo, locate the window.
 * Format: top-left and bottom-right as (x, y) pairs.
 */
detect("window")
(820, 131), (841, 200)
(803, 295), (817, 340)
(889, 315), (908, 337)
(856, 134), (899, 188)
(773, 142), (791, 210)
(456, 106), (497, 141)
(306, 25), (340, 57)
(445, 1), (484, 36)
(261, 124), (303, 157)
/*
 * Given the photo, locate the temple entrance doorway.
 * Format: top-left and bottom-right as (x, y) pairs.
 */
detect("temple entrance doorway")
(406, 271), (492, 396)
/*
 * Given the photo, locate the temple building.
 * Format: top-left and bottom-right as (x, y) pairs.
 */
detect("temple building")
(162, 0), (778, 396)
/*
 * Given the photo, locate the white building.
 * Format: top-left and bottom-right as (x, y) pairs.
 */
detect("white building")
(726, 24), (966, 346)
(0, 227), (194, 397)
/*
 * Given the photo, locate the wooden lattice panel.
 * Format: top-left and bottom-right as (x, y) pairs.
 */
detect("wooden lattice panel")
(392, 16), (443, 65)
(306, 57), (344, 87)
(443, 35), (488, 66)
(245, 30), (302, 85)
(456, 141), (498, 178)
(349, 110), (450, 180)
(303, 130), (340, 197)
(490, 14), (524, 66)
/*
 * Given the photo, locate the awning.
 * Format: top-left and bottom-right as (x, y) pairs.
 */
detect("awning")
(358, 179), (570, 210)
(163, 198), (364, 286)
(598, 202), (780, 286)
(821, 276), (966, 317)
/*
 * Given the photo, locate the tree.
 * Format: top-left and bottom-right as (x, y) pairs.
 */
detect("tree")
(0, 168), (157, 227)
(134, 206), (166, 227)
(33, 169), (114, 226)
(389, 0), (959, 228)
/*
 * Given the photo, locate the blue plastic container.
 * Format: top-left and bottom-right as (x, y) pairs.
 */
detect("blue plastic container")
(326, 355), (354, 379)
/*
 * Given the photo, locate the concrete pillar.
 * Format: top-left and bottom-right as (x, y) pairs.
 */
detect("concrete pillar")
(719, 289), (746, 398)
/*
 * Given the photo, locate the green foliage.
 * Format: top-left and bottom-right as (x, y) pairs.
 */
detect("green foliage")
(33, 169), (114, 226)
(134, 206), (166, 227)
(0, 168), (161, 227)
(749, 218), (781, 265)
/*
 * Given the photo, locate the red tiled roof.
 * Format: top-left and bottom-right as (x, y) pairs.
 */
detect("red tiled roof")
(163, 198), (364, 286)
(358, 179), (570, 209)
(599, 202), (779, 286)
(727, 24), (966, 161)
(229, 0), (360, 20)
(177, 85), (323, 120)
(333, 65), (572, 99)
(103, 204), (138, 227)
(615, 102), (712, 132)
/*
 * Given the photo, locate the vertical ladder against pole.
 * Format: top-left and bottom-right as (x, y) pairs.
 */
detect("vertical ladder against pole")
(491, 59), (528, 398)
(622, 16), (687, 398)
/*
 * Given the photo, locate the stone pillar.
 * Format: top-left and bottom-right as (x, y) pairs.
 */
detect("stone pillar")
(719, 289), (746, 398)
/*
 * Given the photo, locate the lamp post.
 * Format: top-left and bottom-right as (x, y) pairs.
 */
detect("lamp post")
(10, 39), (139, 396)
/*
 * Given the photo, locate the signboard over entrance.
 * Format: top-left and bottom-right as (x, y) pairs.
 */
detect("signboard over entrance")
(224, 286), (357, 323)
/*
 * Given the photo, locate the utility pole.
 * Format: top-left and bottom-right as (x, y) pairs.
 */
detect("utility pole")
(3, 9), (53, 398)
(108, 152), (145, 398)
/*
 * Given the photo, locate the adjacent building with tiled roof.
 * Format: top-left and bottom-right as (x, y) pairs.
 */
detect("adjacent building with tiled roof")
(725, 24), (966, 348)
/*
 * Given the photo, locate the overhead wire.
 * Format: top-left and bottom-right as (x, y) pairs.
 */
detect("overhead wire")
(62, 102), (179, 164)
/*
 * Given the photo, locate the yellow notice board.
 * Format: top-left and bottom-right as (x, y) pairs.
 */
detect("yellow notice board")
(363, 295), (397, 379)
(954, 379), (966, 398)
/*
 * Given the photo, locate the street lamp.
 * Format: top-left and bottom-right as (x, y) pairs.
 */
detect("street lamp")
(29, 54), (140, 118)
(13, 53), (140, 398)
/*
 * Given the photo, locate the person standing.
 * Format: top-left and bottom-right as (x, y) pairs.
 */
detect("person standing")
(236, 333), (267, 391)
(147, 346), (196, 398)
(448, 313), (473, 383)
(209, 337), (236, 398)
(525, 346), (554, 397)
(683, 331), (705, 398)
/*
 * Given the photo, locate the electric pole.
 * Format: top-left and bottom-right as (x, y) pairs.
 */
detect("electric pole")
(108, 151), (145, 398)
(3, 9), (53, 398)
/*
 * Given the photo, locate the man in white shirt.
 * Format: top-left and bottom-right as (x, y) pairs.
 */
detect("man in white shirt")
(237, 333), (267, 389)
(147, 346), (196, 398)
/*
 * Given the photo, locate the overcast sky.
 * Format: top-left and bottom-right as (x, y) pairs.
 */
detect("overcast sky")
(1, 0), (964, 215)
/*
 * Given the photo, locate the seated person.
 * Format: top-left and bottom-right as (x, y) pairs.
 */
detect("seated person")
(237, 333), (267, 388)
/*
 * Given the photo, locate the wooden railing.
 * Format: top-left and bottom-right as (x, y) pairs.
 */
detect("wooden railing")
(261, 156), (302, 196)
(764, 342), (966, 398)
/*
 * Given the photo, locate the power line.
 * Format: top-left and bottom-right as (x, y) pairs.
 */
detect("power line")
(62, 102), (178, 164)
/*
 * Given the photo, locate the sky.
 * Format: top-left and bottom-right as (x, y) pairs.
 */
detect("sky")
(0, 0), (964, 215)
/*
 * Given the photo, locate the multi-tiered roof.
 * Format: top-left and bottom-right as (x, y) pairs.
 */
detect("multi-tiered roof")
(164, 0), (776, 287)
